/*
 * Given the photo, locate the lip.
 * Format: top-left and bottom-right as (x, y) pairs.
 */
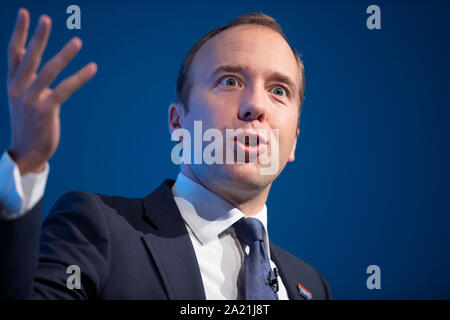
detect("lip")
(234, 140), (267, 156)
(238, 130), (268, 145)
(233, 130), (268, 156)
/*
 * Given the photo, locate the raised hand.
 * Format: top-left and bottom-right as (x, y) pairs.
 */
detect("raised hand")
(7, 8), (97, 175)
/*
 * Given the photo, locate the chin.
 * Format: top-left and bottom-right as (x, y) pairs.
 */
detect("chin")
(217, 162), (275, 190)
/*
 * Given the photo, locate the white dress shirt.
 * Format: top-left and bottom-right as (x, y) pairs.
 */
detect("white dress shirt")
(0, 150), (289, 299)
(0, 151), (49, 220)
(172, 171), (289, 300)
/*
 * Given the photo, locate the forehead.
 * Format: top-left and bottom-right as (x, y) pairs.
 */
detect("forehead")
(190, 24), (301, 90)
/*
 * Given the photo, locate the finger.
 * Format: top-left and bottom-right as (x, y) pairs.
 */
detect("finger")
(46, 62), (97, 107)
(12, 15), (51, 92)
(27, 37), (82, 99)
(8, 8), (30, 82)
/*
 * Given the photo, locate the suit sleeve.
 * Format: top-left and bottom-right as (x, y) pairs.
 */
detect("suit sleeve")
(0, 199), (42, 299)
(0, 191), (111, 300)
(317, 269), (333, 300)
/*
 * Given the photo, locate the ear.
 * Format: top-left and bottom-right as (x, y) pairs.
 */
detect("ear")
(168, 102), (185, 134)
(288, 127), (300, 162)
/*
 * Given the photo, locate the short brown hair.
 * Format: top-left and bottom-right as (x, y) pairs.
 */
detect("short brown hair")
(176, 12), (305, 118)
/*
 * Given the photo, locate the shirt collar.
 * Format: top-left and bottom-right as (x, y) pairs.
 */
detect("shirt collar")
(171, 171), (270, 249)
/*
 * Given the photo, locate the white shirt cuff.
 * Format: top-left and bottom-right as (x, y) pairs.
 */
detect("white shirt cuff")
(0, 151), (49, 220)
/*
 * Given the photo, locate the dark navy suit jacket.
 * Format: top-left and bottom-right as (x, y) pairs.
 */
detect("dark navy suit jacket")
(0, 179), (332, 300)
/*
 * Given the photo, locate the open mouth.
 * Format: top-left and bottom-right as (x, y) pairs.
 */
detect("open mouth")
(233, 131), (268, 156)
(236, 135), (259, 147)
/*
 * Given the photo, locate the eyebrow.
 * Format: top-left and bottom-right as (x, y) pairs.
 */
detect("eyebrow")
(208, 64), (298, 95)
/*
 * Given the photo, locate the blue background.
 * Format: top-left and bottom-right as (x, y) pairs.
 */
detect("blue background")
(1, 0), (449, 299)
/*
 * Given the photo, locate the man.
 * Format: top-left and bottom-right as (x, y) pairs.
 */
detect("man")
(0, 8), (332, 300)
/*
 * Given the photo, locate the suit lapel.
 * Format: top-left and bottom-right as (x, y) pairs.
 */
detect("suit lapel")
(141, 179), (206, 300)
(270, 243), (305, 300)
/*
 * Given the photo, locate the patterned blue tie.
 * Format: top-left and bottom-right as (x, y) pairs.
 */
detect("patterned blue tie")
(233, 217), (279, 300)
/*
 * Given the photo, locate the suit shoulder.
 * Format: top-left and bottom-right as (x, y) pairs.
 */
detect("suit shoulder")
(47, 190), (146, 232)
(271, 242), (333, 300)
(271, 242), (317, 275)
(51, 190), (100, 209)
(42, 190), (143, 253)
(44, 190), (111, 234)
(49, 190), (142, 215)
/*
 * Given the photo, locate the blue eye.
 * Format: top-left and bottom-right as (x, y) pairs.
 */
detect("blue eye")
(272, 86), (287, 97)
(220, 76), (239, 87)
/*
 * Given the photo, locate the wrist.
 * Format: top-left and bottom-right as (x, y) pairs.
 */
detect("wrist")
(7, 149), (46, 176)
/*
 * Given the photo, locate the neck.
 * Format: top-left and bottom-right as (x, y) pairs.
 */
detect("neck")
(180, 165), (271, 217)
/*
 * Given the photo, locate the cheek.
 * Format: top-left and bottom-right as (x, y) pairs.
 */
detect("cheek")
(190, 91), (238, 129)
(278, 135), (294, 157)
(270, 115), (298, 157)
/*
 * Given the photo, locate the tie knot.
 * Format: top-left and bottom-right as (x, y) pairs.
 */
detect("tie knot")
(233, 217), (265, 246)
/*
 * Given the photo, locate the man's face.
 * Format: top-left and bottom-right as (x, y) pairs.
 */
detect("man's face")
(178, 24), (301, 193)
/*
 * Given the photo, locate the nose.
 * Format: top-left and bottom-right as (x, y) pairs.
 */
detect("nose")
(238, 85), (266, 123)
